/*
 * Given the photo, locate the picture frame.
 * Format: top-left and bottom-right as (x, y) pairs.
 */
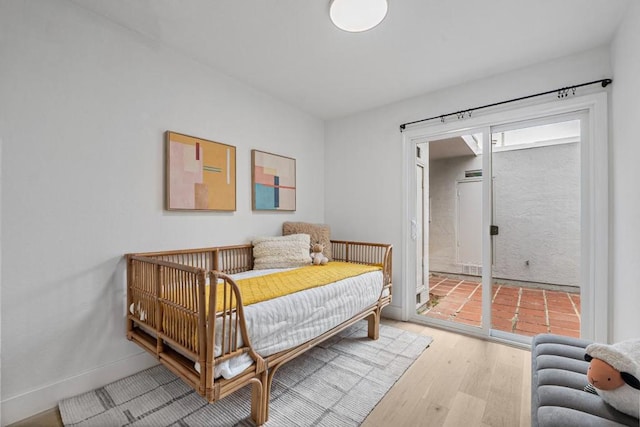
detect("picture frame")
(251, 149), (296, 211)
(166, 131), (236, 211)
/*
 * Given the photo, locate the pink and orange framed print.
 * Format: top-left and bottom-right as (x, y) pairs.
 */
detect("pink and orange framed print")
(166, 131), (236, 211)
(251, 150), (296, 211)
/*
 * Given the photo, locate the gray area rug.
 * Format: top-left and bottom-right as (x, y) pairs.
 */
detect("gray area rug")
(59, 321), (432, 426)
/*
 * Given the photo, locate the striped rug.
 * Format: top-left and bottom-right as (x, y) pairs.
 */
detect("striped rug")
(59, 321), (432, 426)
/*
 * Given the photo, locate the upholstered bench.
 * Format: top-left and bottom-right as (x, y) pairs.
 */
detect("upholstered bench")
(531, 334), (640, 426)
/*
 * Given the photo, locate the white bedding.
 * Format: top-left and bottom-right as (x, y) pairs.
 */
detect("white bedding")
(202, 266), (385, 379)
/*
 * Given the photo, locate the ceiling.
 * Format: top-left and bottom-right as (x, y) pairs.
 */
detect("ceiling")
(71, 0), (629, 120)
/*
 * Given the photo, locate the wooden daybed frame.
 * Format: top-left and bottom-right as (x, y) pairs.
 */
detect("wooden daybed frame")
(126, 240), (392, 425)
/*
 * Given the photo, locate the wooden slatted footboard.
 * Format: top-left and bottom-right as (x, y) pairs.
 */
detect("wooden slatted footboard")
(126, 246), (268, 424)
(126, 240), (392, 426)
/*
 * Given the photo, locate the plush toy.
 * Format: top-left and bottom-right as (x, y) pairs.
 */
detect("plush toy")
(584, 338), (640, 419)
(310, 242), (329, 265)
(129, 301), (147, 322)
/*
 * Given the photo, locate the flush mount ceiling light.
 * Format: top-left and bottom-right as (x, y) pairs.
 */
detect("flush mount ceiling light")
(329, 0), (388, 33)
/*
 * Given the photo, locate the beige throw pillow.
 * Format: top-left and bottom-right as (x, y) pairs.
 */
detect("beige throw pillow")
(252, 234), (311, 270)
(282, 222), (332, 260)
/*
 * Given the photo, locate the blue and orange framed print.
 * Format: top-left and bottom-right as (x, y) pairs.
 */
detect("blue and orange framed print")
(251, 150), (296, 211)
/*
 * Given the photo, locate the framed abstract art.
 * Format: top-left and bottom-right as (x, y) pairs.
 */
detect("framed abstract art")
(166, 131), (236, 211)
(251, 150), (296, 211)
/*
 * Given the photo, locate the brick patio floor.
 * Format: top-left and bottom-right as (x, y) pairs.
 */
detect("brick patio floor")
(421, 275), (581, 338)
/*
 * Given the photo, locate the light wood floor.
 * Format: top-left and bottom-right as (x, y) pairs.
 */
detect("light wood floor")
(362, 319), (531, 427)
(9, 320), (531, 427)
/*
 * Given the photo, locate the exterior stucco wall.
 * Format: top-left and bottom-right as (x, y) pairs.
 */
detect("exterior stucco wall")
(428, 155), (482, 273)
(429, 142), (580, 287)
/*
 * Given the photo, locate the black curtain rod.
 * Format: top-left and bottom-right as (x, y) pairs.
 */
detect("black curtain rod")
(399, 78), (612, 132)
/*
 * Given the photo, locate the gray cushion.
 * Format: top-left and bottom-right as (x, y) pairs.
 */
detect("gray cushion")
(538, 406), (635, 427)
(531, 334), (640, 427)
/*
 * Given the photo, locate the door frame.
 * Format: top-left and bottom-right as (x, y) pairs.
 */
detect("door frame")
(401, 92), (609, 343)
(415, 162), (427, 306)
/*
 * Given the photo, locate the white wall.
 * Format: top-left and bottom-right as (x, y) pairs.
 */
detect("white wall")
(0, 134), (3, 417)
(0, 1), (324, 423)
(610, 1), (640, 342)
(326, 47), (612, 321)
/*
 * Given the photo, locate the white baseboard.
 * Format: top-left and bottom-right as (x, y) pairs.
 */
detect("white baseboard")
(1, 351), (158, 426)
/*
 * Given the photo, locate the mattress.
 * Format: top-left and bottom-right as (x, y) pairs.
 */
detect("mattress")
(200, 266), (385, 379)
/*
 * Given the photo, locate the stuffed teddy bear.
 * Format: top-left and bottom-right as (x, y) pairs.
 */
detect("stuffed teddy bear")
(584, 338), (640, 419)
(310, 242), (329, 265)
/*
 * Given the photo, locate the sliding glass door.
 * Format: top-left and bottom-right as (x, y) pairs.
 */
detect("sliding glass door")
(418, 130), (485, 332)
(406, 101), (603, 344)
(490, 114), (583, 341)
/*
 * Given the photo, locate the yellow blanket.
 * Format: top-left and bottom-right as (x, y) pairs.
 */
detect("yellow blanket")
(214, 261), (382, 312)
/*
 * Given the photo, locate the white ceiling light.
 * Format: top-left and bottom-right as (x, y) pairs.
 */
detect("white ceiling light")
(329, 0), (388, 33)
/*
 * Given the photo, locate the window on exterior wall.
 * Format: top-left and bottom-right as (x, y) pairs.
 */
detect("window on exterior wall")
(491, 119), (580, 152)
